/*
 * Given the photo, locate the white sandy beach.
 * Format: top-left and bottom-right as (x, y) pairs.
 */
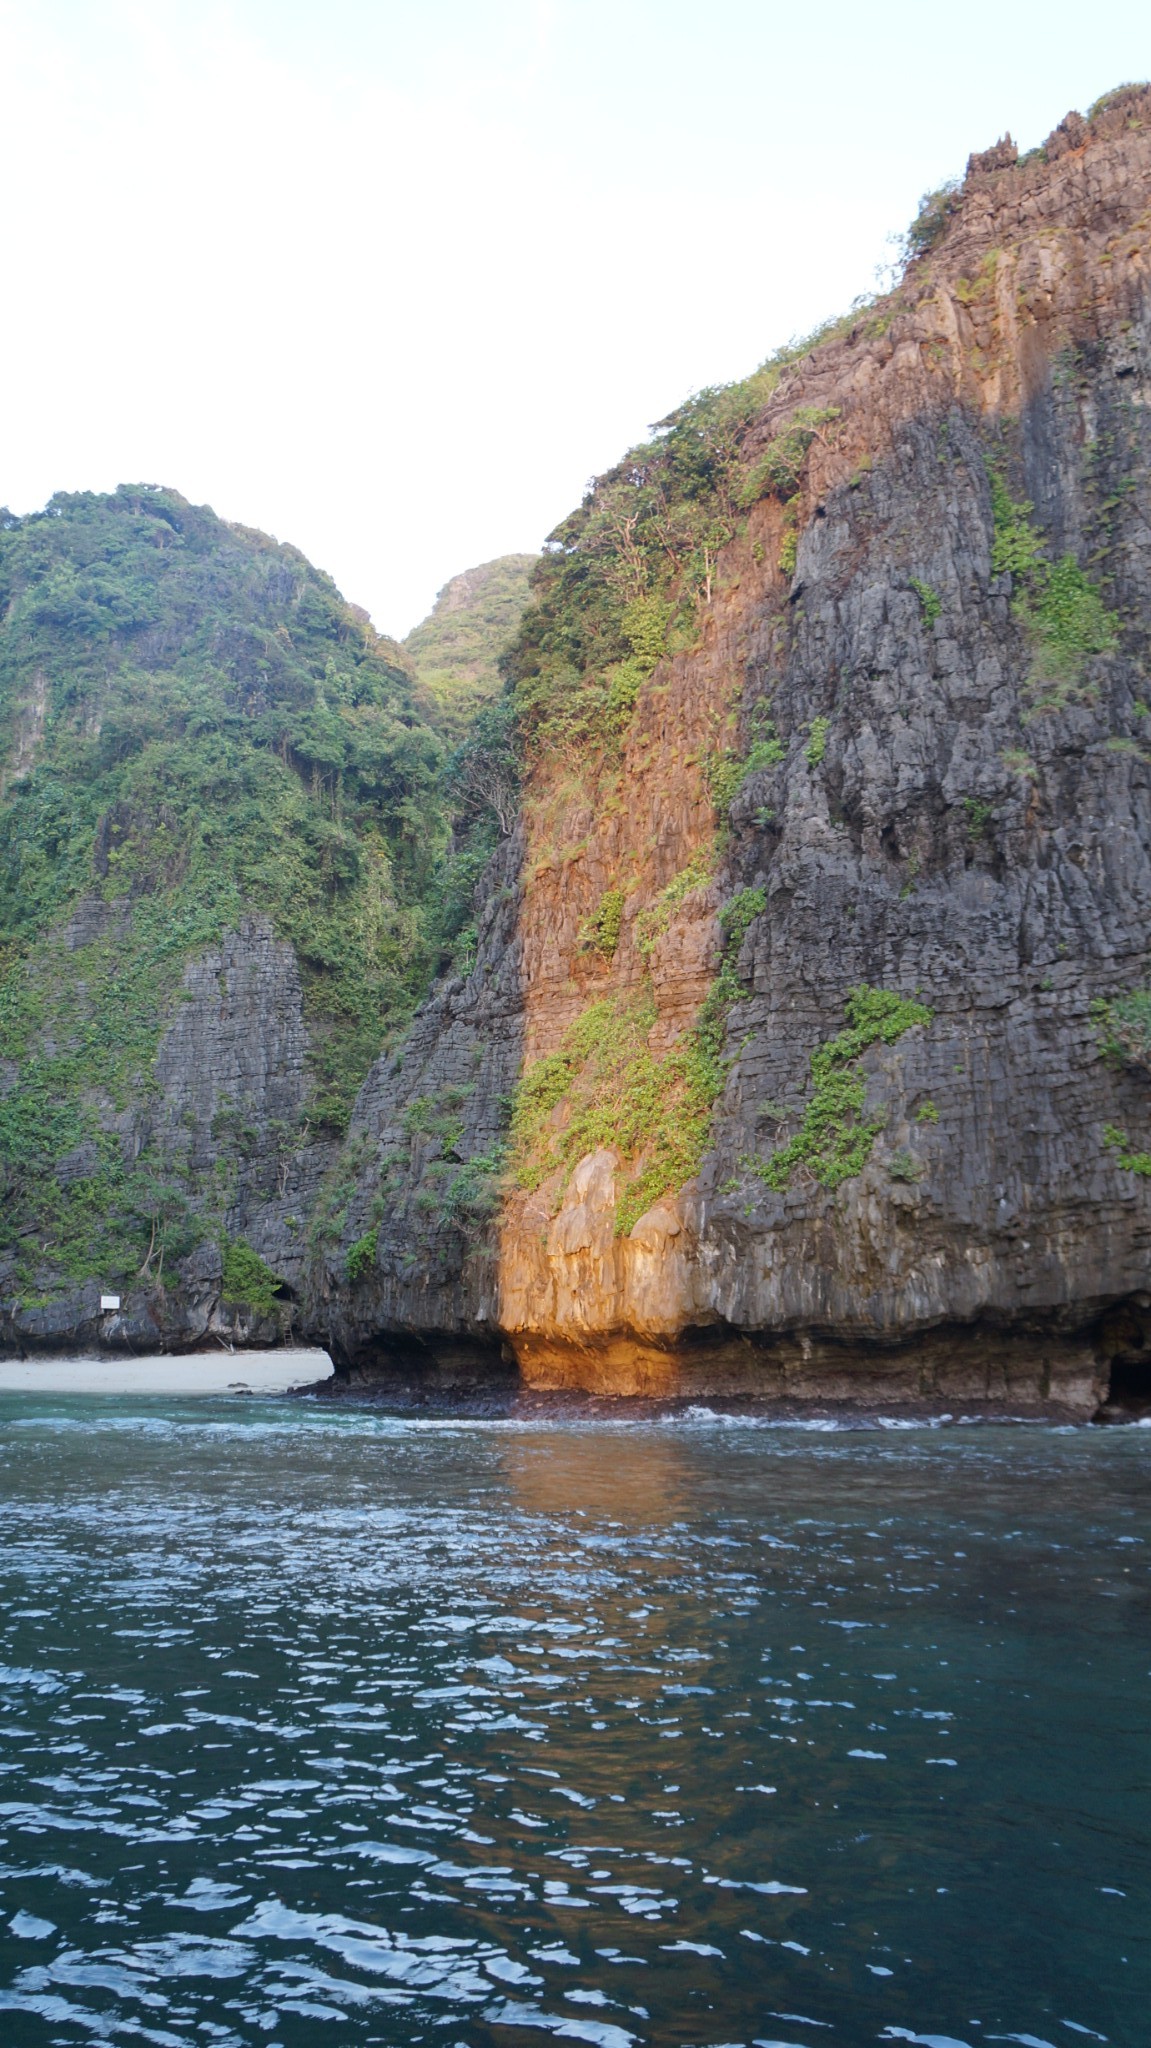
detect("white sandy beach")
(0, 1349), (335, 1396)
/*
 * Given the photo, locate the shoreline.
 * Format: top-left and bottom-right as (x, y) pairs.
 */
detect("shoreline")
(307, 1379), (1144, 1427)
(0, 1351), (1145, 1423)
(0, 1349), (335, 1396)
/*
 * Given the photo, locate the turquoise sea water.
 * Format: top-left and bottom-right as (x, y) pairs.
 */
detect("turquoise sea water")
(0, 1398), (1146, 2048)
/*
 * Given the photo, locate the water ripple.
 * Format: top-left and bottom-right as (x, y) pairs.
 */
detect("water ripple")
(0, 1400), (1145, 2045)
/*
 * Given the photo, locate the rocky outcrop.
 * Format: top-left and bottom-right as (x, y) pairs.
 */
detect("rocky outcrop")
(321, 86), (1151, 1412)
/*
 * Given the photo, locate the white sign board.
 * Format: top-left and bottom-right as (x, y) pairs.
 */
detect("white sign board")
(100, 1294), (121, 1311)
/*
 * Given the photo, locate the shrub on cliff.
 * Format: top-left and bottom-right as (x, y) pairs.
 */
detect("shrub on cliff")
(902, 181), (962, 261)
(502, 352), (848, 762)
(1093, 990), (1151, 1073)
(988, 463), (1119, 696)
(221, 1237), (284, 1319)
(749, 987), (934, 1193)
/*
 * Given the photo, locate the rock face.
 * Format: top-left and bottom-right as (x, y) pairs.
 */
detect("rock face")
(148, 916), (337, 1296)
(1, 915), (336, 1357)
(321, 86), (1151, 1411)
(316, 833), (524, 1390)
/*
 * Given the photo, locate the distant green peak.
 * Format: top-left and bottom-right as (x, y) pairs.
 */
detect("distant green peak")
(404, 554), (536, 742)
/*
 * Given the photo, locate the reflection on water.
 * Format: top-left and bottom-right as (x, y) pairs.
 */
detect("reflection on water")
(0, 1400), (1146, 2047)
(501, 1430), (696, 1524)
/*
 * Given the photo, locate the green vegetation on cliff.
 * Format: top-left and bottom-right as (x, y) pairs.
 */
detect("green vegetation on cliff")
(404, 555), (536, 744)
(509, 987), (722, 1237)
(490, 311), (867, 1235)
(1093, 988), (1151, 1071)
(988, 463), (1119, 699)
(509, 885), (768, 1235)
(502, 344), (849, 766)
(0, 486), (456, 1293)
(749, 987), (934, 1192)
(400, 557), (536, 967)
(221, 1237), (285, 1319)
(1103, 1123), (1151, 1177)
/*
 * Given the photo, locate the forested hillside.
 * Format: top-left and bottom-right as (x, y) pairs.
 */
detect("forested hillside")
(404, 554), (535, 741)
(0, 487), (464, 1324)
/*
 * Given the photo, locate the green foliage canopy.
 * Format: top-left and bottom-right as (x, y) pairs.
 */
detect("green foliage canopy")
(0, 485), (456, 1293)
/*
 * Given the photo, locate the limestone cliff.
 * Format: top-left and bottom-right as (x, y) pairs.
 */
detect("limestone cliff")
(322, 86), (1151, 1412)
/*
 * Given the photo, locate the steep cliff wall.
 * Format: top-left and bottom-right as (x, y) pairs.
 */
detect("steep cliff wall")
(325, 86), (1151, 1411)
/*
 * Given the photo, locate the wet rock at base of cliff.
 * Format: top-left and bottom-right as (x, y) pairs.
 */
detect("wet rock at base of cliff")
(508, 1318), (1106, 1414)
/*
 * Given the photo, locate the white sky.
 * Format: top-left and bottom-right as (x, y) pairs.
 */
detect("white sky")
(1, 1), (1147, 635)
